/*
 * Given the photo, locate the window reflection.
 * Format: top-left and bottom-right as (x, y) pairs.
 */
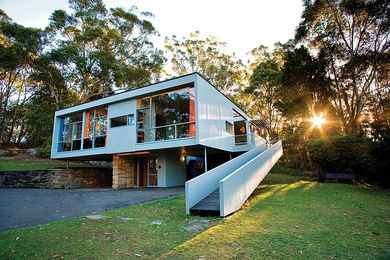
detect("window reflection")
(137, 87), (196, 143)
(58, 107), (107, 152)
(58, 113), (83, 152)
(84, 107), (107, 149)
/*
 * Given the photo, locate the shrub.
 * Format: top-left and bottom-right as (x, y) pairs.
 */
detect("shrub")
(36, 139), (52, 158)
(372, 133), (390, 188)
(2, 149), (18, 157)
(306, 135), (375, 179)
(271, 165), (310, 176)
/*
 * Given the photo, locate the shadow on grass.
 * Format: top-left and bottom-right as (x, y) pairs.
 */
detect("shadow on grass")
(161, 175), (318, 259)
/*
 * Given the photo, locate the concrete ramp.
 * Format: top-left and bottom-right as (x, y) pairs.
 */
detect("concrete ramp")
(185, 141), (283, 216)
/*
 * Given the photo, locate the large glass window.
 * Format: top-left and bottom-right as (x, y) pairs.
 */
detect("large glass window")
(83, 107), (107, 149)
(137, 87), (196, 143)
(58, 113), (83, 152)
(58, 107), (107, 152)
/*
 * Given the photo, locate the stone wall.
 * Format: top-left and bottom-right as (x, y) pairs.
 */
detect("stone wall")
(0, 168), (112, 189)
(112, 155), (135, 189)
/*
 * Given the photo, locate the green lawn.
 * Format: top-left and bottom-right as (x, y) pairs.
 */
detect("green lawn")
(0, 159), (90, 171)
(0, 172), (389, 259)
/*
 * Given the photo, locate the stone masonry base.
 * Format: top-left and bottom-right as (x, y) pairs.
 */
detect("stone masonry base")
(112, 155), (135, 189)
(0, 168), (112, 189)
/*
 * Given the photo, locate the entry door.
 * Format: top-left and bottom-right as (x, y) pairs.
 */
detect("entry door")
(147, 157), (158, 187)
(137, 157), (158, 187)
(136, 158), (146, 187)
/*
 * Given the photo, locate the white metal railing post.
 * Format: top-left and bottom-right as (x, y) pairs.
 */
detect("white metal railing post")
(71, 122), (76, 151)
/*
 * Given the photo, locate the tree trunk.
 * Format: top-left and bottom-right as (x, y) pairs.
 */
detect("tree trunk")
(16, 124), (25, 146)
(6, 90), (22, 145)
(0, 71), (19, 145)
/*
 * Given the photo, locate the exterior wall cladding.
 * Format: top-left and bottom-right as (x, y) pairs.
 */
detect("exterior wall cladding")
(51, 73), (265, 189)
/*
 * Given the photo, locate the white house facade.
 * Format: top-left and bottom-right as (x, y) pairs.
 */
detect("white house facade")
(51, 73), (266, 189)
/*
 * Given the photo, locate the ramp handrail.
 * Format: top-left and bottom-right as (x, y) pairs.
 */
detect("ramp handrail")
(219, 140), (283, 216)
(185, 143), (266, 214)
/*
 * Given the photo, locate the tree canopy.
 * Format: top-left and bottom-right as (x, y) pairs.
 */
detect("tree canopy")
(0, 11), (43, 145)
(46, 0), (165, 102)
(165, 31), (245, 94)
(295, 0), (390, 134)
(0, 0), (388, 180)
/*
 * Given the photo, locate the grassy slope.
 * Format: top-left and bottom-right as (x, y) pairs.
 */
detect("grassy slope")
(166, 174), (390, 259)
(0, 159), (90, 171)
(0, 196), (221, 259)
(0, 173), (389, 259)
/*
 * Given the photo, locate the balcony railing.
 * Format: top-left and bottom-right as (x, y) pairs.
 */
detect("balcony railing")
(137, 121), (195, 143)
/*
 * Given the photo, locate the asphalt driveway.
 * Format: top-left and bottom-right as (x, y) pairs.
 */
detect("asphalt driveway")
(0, 187), (184, 231)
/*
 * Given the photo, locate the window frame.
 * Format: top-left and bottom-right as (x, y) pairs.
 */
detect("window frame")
(226, 121), (233, 134)
(58, 118), (83, 152)
(110, 114), (135, 128)
(136, 86), (195, 143)
(58, 107), (108, 152)
(110, 115), (127, 128)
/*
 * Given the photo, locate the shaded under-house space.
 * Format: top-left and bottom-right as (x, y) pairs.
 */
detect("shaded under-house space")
(110, 146), (240, 189)
(57, 146), (243, 191)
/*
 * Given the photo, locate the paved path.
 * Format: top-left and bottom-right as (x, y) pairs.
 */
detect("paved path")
(0, 187), (184, 231)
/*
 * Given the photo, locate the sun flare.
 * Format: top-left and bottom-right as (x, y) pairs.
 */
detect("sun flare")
(311, 114), (326, 128)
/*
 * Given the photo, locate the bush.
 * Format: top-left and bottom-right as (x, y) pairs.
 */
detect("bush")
(2, 150), (18, 157)
(372, 133), (390, 188)
(306, 135), (375, 179)
(36, 139), (52, 158)
(271, 165), (310, 176)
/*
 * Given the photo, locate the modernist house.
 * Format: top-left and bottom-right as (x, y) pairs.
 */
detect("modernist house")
(51, 73), (283, 216)
(51, 73), (282, 215)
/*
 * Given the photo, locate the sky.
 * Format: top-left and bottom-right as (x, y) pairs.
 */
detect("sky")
(0, 0), (303, 61)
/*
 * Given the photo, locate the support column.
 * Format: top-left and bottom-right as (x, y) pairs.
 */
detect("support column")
(112, 155), (135, 189)
(204, 147), (208, 172)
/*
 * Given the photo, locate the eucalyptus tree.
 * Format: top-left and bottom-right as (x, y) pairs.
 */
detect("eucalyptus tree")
(165, 31), (245, 95)
(0, 10), (42, 145)
(46, 0), (165, 102)
(296, 0), (390, 134)
(246, 59), (283, 138)
(281, 46), (332, 119)
(244, 44), (291, 138)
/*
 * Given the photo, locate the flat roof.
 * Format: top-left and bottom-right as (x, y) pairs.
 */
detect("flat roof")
(54, 72), (267, 128)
